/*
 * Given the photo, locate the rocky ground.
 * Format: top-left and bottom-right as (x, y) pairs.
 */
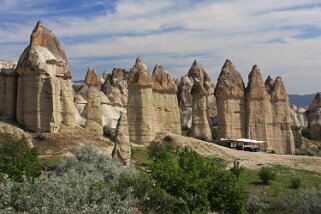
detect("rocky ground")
(156, 132), (321, 173)
(0, 122), (113, 158)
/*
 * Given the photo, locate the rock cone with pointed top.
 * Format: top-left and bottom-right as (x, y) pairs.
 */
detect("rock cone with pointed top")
(127, 57), (155, 145)
(269, 77), (295, 154)
(215, 60), (246, 139)
(188, 60), (212, 141)
(16, 21), (75, 132)
(308, 92), (321, 140)
(85, 67), (103, 135)
(245, 65), (273, 147)
(112, 112), (131, 166)
(152, 65), (181, 135)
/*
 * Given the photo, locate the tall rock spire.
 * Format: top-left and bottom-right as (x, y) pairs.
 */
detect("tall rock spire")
(127, 57), (155, 145)
(269, 76), (295, 154)
(214, 60), (246, 139)
(16, 21), (75, 132)
(188, 60), (212, 141)
(245, 65), (272, 147)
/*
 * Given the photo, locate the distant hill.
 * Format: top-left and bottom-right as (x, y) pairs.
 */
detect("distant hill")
(73, 80), (85, 83)
(288, 94), (315, 108)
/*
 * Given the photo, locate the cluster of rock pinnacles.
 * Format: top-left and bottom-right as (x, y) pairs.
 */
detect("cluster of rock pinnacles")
(1, 21), (320, 165)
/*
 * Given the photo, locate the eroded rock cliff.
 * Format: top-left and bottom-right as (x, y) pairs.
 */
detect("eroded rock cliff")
(127, 57), (155, 145)
(152, 65), (181, 135)
(16, 21), (75, 132)
(215, 60), (246, 139)
(188, 60), (212, 140)
(245, 65), (273, 146)
(0, 61), (17, 120)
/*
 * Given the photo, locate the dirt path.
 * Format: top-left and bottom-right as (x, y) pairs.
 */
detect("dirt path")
(157, 132), (321, 173)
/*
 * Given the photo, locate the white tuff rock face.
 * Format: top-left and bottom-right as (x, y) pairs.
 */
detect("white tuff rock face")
(127, 58), (182, 145)
(152, 65), (181, 135)
(127, 57), (155, 145)
(16, 21), (75, 132)
(112, 112), (131, 166)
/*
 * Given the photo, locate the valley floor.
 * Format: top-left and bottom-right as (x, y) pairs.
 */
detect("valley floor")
(156, 132), (321, 173)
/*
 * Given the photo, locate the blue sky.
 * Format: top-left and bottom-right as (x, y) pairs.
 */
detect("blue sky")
(1, 0), (321, 94)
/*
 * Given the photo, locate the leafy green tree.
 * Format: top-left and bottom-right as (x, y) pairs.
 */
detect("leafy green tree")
(0, 134), (42, 182)
(149, 142), (247, 213)
(259, 167), (276, 185)
(301, 127), (312, 140)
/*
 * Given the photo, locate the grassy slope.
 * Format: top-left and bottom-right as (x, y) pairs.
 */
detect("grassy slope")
(131, 147), (321, 205)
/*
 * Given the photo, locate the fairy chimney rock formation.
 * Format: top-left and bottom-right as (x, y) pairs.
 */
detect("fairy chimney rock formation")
(0, 61), (17, 121)
(152, 65), (181, 135)
(16, 21), (75, 132)
(308, 92), (321, 140)
(270, 77), (295, 154)
(112, 112), (131, 166)
(178, 75), (193, 127)
(85, 67), (100, 87)
(215, 60), (246, 139)
(245, 65), (273, 145)
(188, 60), (212, 141)
(85, 67), (103, 135)
(127, 57), (155, 145)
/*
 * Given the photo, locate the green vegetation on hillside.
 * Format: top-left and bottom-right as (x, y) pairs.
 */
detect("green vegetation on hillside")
(132, 146), (321, 214)
(0, 134), (42, 182)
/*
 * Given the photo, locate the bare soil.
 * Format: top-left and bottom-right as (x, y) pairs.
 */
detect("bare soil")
(32, 126), (114, 158)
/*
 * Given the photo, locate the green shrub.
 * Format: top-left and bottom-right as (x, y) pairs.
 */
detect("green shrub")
(291, 178), (301, 189)
(211, 126), (217, 140)
(259, 167), (276, 185)
(0, 144), (137, 213)
(0, 134), (42, 182)
(72, 84), (84, 93)
(116, 173), (180, 213)
(149, 142), (247, 213)
(302, 127), (312, 140)
(296, 148), (321, 157)
(230, 161), (244, 179)
(103, 126), (116, 141)
(147, 141), (178, 161)
(181, 126), (191, 137)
